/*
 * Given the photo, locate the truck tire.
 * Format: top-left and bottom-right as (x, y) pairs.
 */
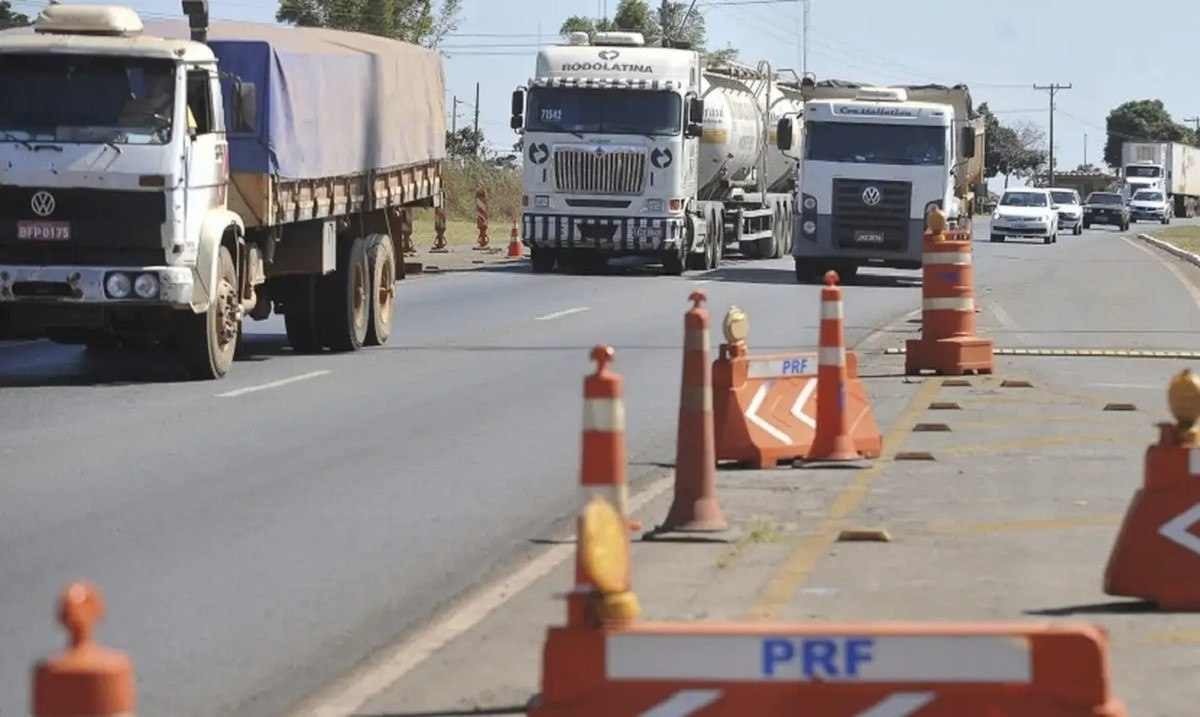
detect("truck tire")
(663, 217), (690, 275)
(179, 245), (239, 379)
(770, 204), (785, 259)
(365, 233), (395, 346)
(283, 276), (322, 353)
(530, 247), (556, 273)
(320, 236), (370, 351)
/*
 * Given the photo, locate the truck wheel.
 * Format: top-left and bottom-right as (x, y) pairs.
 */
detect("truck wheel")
(714, 210), (726, 267)
(283, 276), (322, 353)
(321, 236), (370, 351)
(530, 247), (556, 273)
(365, 234), (395, 347)
(1074, 223), (1082, 235)
(770, 205), (785, 259)
(179, 245), (239, 379)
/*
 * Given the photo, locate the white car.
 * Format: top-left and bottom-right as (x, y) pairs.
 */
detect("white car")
(1129, 189), (1172, 225)
(991, 188), (1058, 244)
(1048, 188), (1083, 235)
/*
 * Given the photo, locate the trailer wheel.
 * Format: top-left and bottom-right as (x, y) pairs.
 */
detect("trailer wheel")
(364, 234), (395, 346)
(283, 276), (322, 353)
(321, 236), (370, 351)
(708, 209), (721, 270)
(714, 210), (726, 267)
(179, 245), (239, 379)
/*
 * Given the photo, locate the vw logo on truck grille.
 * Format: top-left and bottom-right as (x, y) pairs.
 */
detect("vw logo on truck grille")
(31, 190), (56, 217)
(861, 186), (882, 206)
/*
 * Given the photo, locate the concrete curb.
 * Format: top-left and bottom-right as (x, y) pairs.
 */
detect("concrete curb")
(1136, 232), (1200, 268)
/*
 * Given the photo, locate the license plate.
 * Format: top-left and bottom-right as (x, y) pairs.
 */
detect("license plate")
(17, 221), (70, 241)
(855, 231), (884, 244)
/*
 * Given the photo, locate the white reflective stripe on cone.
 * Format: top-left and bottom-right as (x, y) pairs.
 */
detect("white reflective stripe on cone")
(819, 346), (845, 367)
(922, 251), (972, 265)
(583, 398), (626, 431)
(684, 329), (710, 351)
(580, 483), (630, 516)
(1190, 447), (1200, 476)
(681, 385), (713, 413)
(821, 300), (843, 320)
(923, 297), (975, 312)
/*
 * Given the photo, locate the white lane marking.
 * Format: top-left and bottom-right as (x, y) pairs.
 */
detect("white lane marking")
(691, 279), (713, 285)
(1088, 382), (1158, 390)
(215, 370), (331, 398)
(535, 306), (590, 321)
(746, 382), (792, 445)
(856, 692), (936, 717)
(789, 378), (817, 429)
(0, 340), (43, 349)
(293, 475), (674, 717)
(641, 689), (722, 717)
(1123, 236), (1200, 311)
(1159, 503), (1200, 556)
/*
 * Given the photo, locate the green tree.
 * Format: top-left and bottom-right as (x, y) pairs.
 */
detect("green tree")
(277, 0), (461, 46)
(0, 0), (30, 29)
(659, 1), (705, 48)
(978, 103), (1045, 188)
(560, 1), (708, 49)
(446, 127), (485, 158)
(1104, 99), (1197, 168)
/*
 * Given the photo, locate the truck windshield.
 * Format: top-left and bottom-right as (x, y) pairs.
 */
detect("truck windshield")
(525, 87), (681, 137)
(805, 122), (946, 166)
(0, 54), (175, 145)
(1125, 166), (1161, 178)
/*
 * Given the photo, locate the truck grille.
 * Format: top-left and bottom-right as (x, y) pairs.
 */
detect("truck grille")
(832, 179), (912, 250)
(554, 148), (645, 195)
(0, 187), (166, 266)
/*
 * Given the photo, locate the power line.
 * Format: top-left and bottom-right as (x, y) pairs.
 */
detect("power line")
(1034, 83), (1072, 186)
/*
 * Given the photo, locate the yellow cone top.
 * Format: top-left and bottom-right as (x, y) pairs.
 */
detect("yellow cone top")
(927, 206), (947, 236)
(1168, 369), (1200, 444)
(723, 306), (749, 345)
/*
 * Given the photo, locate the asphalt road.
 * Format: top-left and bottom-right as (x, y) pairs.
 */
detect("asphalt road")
(1, 217), (1196, 715)
(0, 249), (924, 715)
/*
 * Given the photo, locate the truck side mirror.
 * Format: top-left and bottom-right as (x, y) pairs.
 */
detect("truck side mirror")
(684, 97), (704, 138)
(510, 89), (525, 131)
(961, 126), (976, 158)
(234, 82), (257, 133)
(777, 117), (794, 152)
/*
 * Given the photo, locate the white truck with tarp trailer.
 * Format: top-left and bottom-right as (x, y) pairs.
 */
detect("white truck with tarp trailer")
(1120, 141), (1200, 218)
(0, 3), (444, 378)
(511, 31), (800, 274)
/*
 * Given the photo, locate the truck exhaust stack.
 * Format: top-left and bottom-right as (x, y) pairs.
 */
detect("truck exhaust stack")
(181, 0), (208, 43)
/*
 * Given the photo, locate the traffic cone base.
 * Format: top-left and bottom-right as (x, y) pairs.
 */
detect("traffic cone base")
(905, 335), (995, 376)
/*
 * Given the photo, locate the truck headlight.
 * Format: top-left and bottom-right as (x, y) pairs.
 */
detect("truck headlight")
(802, 196), (817, 211)
(105, 272), (132, 299)
(646, 199), (664, 212)
(134, 272), (160, 299)
(802, 220), (817, 235)
(534, 195), (550, 208)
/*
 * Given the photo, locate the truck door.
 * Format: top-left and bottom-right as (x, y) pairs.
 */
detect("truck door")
(183, 66), (227, 249)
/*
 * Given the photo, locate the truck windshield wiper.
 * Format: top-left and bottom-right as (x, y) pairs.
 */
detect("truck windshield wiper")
(1, 131), (33, 150)
(32, 144), (64, 152)
(603, 125), (659, 140)
(540, 122), (584, 139)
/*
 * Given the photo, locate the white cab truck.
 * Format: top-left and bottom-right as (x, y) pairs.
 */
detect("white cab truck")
(511, 32), (798, 274)
(776, 83), (984, 282)
(1120, 141), (1200, 218)
(0, 3), (444, 378)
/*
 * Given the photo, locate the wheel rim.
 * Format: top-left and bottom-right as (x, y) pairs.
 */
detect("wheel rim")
(376, 253), (394, 332)
(352, 259), (368, 335)
(215, 275), (238, 350)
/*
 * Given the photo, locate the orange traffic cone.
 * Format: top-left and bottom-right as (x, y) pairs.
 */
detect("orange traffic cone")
(508, 216), (523, 257)
(1104, 369), (1200, 609)
(33, 582), (135, 717)
(657, 291), (728, 533)
(805, 271), (862, 462)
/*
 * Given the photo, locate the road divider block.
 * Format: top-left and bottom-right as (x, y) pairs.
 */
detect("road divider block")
(533, 495), (1126, 716)
(33, 582), (135, 717)
(713, 304), (879, 468)
(905, 209), (994, 377)
(1105, 369), (1200, 609)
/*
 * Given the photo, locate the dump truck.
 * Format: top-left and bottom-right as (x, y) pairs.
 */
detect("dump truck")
(0, 3), (444, 378)
(511, 31), (800, 274)
(1120, 141), (1200, 218)
(776, 82), (984, 282)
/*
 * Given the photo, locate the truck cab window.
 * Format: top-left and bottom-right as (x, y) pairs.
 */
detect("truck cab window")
(186, 69), (214, 135)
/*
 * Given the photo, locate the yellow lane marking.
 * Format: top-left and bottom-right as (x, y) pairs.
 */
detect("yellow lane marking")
(936, 432), (1145, 457)
(1139, 629), (1200, 646)
(745, 378), (943, 620)
(925, 514), (1123, 536)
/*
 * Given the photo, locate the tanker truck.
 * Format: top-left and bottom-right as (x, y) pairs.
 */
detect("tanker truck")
(0, 3), (444, 378)
(776, 82), (984, 282)
(510, 32), (798, 274)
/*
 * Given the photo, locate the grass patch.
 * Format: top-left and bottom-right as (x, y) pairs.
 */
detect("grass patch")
(1150, 225), (1200, 254)
(408, 216), (490, 248)
(716, 517), (782, 570)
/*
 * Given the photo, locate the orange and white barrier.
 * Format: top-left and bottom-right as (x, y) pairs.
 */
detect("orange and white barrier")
(1105, 369), (1200, 609)
(508, 216), (523, 257)
(430, 204), (449, 253)
(657, 292), (727, 533)
(474, 188), (490, 250)
(713, 306), (880, 468)
(806, 271), (872, 462)
(534, 495), (1126, 717)
(33, 582), (135, 717)
(905, 209), (994, 376)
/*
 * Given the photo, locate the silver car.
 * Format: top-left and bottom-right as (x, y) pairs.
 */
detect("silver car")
(1049, 188), (1083, 235)
(1129, 189), (1172, 225)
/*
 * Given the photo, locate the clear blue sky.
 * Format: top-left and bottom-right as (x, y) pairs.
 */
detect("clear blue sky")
(13, 0), (1199, 183)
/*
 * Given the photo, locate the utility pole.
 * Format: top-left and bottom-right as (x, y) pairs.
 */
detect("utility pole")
(1084, 132), (1087, 169)
(802, 0), (810, 76)
(451, 96), (461, 134)
(660, 0), (669, 46)
(1034, 82), (1071, 187)
(473, 82), (481, 156)
(1184, 116), (1200, 134)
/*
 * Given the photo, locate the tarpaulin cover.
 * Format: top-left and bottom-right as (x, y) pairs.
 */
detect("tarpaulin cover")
(144, 21), (446, 180)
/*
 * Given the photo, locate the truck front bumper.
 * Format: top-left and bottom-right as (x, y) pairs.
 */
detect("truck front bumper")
(522, 213), (685, 252)
(791, 215), (925, 269)
(0, 265), (195, 307)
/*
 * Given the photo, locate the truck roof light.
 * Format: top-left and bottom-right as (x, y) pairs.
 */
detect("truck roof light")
(592, 31), (645, 47)
(34, 4), (144, 37)
(854, 87), (908, 103)
(566, 31), (590, 46)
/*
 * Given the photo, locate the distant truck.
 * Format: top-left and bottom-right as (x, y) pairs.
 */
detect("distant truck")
(1120, 141), (1200, 218)
(0, 3), (445, 378)
(511, 31), (799, 274)
(776, 83), (984, 282)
